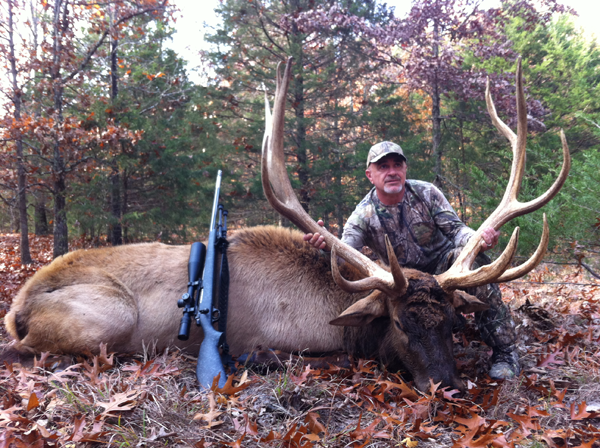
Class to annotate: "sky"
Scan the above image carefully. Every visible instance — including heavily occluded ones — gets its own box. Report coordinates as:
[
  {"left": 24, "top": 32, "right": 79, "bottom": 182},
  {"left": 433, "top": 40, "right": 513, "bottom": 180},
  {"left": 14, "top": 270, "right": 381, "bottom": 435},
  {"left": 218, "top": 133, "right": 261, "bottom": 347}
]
[{"left": 168, "top": 0, "right": 600, "bottom": 81}]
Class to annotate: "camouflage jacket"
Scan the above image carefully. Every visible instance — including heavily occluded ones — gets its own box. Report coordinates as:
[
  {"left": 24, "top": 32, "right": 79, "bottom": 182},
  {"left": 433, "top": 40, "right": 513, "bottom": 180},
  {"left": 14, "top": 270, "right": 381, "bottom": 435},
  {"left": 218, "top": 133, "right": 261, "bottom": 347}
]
[{"left": 342, "top": 180, "right": 475, "bottom": 273}]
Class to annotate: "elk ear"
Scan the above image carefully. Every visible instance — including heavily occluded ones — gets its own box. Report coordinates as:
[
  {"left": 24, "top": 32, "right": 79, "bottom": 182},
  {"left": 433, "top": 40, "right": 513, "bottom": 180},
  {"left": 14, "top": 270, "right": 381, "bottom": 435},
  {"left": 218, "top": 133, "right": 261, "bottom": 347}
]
[
  {"left": 330, "top": 291, "right": 388, "bottom": 327},
  {"left": 451, "top": 290, "right": 490, "bottom": 314}
]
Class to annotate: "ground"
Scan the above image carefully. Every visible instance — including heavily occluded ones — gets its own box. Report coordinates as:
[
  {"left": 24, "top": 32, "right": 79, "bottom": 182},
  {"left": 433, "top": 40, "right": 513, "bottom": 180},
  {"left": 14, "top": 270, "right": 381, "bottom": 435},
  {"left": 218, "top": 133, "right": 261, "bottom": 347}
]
[{"left": 0, "top": 234, "right": 599, "bottom": 447}]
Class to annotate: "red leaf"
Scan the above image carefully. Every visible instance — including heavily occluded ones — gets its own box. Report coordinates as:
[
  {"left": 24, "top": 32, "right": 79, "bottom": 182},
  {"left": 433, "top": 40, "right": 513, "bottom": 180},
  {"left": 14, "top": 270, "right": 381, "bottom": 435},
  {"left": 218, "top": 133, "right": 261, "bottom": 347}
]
[
  {"left": 537, "top": 348, "right": 564, "bottom": 368},
  {"left": 452, "top": 426, "right": 506, "bottom": 448},
  {"left": 305, "top": 412, "right": 327, "bottom": 435},
  {"left": 290, "top": 365, "right": 313, "bottom": 386},
  {"left": 216, "top": 374, "right": 251, "bottom": 395},
  {"left": 453, "top": 411, "right": 487, "bottom": 432},
  {"left": 70, "top": 415, "right": 86, "bottom": 442},
  {"left": 506, "top": 412, "right": 540, "bottom": 437},
  {"left": 570, "top": 402, "right": 592, "bottom": 420},
  {"left": 349, "top": 415, "right": 390, "bottom": 441}
]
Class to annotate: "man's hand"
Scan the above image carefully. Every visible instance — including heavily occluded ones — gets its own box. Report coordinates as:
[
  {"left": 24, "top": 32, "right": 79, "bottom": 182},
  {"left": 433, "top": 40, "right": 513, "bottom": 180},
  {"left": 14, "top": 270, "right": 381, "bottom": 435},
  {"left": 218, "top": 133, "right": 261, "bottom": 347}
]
[
  {"left": 303, "top": 219, "right": 329, "bottom": 251},
  {"left": 480, "top": 227, "right": 500, "bottom": 252}
]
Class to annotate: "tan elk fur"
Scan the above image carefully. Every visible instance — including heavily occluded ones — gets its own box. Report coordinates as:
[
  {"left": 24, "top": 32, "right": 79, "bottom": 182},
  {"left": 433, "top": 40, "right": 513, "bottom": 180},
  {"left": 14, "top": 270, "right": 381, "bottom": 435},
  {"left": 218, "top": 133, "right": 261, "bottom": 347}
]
[{"left": 5, "top": 226, "right": 368, "bottom": 357}]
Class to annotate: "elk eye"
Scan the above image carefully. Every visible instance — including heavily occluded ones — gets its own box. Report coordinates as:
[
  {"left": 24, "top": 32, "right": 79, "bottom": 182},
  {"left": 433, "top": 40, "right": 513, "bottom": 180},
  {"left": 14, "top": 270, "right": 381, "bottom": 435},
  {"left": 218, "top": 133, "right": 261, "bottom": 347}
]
[{"left": 394, "top": 320, "right": 403, "bottom": 331}]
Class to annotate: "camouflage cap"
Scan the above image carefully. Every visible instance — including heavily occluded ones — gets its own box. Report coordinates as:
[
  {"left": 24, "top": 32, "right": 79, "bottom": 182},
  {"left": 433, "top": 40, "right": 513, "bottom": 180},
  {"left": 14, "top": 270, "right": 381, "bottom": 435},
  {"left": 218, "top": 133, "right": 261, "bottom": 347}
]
[{"left": 366, "top": 141, "right": 406, "bottom": 167}]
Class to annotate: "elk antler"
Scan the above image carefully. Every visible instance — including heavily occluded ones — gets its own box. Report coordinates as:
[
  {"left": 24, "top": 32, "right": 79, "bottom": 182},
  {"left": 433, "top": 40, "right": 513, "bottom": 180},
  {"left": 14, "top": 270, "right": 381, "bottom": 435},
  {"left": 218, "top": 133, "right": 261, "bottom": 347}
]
[
  {"left": 434, "top": 58, "right": 571, "bottom": 291},
  {"left": 262, "top": 58, "right": 408, "bottom": 297}
]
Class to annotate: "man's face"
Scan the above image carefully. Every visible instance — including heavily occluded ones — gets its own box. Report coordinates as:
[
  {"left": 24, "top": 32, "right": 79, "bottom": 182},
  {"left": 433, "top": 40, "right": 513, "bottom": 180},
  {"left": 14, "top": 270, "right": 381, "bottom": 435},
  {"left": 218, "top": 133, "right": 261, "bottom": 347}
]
[{"left": 366, "top": 154, "right": 407, "bottom": 196}]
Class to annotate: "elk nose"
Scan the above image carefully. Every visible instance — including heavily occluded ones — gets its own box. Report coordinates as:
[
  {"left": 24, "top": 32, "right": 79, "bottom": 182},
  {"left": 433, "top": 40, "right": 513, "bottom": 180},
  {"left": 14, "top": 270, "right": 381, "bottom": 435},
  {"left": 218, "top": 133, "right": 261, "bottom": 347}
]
[
  {"left": 415, "top": 374, "right": 465, "bottom": 394},
  {"left": 451, "top": 377, "right": 466, "bottom": 394}
]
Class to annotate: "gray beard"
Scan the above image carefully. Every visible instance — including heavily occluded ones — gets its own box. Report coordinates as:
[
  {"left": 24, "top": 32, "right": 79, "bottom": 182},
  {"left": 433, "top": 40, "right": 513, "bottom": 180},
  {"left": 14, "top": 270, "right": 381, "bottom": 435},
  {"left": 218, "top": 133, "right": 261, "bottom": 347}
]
[{"left": 383, "top": 183, "right": 403, "bottom": 195}]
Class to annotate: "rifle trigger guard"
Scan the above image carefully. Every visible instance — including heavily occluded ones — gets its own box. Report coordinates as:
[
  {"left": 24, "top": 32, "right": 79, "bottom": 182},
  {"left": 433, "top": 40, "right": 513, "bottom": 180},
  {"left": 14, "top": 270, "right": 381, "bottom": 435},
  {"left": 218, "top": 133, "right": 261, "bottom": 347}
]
[{"left": 211, "top": 308, "right": 221, "bottom": 323}]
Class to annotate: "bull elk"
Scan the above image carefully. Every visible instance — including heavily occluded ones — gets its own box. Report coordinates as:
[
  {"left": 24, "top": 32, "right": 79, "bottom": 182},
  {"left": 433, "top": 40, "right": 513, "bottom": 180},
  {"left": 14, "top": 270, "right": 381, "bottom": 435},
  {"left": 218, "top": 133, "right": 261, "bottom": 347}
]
[{"left": 4, "top": 58, "right": 569, "bottom": 391}]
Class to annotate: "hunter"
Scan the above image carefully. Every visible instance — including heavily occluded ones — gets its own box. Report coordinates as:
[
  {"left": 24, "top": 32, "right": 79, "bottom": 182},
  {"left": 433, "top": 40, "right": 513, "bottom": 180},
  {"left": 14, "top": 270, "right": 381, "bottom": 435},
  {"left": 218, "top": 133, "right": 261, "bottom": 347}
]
[{"left": 304, "top": 141, "right": 520, "bottom": 379}]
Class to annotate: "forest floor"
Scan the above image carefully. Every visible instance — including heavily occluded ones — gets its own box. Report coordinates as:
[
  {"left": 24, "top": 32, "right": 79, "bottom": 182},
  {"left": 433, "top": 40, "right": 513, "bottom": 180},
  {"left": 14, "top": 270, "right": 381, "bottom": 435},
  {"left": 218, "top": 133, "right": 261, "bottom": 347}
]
[{"left": 0, "top": 233, "right": 599, "bottom": 447}]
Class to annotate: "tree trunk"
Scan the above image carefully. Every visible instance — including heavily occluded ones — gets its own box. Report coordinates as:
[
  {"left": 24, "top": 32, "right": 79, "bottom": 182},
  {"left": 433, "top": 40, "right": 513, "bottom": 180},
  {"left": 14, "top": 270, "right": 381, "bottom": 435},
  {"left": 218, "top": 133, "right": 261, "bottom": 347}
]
[
  {"left": 111, "top": 171, "right": 122, "bottom": 245},
  {"left": 11, "top": 203, "right": 20, "bottom": 233},
  {"left": 34, "top": 193, "right": 49, "bottom": 236},
  {"left": 108, "top": 5, "right": 123, "bottom": 245},
  {"left": 458, "top": 118, "right": 467, "bottom": 221},
  {"left": 333, "top": 97, "right": 343, "bottom": 237},
  {"left": 53, "top": 172, "right": 69, "bottom": 257},
  {"left": 290, "top": 0, "right": 310, "bottom": 214},
  {"left": 8, "top": 0, "right": 32, "bottom": 263},
  {"left": 17, "top": 155, "right": 31, "bottom": 263},
  {"left": 432, "top": 12, "right": 443, "bottom": 188},
  {"left": 51, "top": 0, "right": 68, "bottom": 258},
  {"left": 122, "top": 171, "right": 129, "bottom": 243}
]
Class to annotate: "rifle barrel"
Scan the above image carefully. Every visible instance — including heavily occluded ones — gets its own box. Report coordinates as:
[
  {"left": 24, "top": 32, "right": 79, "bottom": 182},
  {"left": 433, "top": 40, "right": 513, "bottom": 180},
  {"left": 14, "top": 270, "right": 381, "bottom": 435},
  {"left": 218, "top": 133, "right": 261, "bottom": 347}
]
[{"left": 195, "top": 170, "right": 227, "bottom": 389}]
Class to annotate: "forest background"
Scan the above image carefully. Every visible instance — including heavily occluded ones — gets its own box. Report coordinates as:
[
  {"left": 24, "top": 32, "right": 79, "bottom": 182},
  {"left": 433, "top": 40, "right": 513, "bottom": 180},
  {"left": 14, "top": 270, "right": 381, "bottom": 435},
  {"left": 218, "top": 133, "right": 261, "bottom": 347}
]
[
  {"left": 1, "top": 0, "right": 599, "bottom": 268},
  {"left": 1, "top": 1, "right": 599, "bottom": 446}
]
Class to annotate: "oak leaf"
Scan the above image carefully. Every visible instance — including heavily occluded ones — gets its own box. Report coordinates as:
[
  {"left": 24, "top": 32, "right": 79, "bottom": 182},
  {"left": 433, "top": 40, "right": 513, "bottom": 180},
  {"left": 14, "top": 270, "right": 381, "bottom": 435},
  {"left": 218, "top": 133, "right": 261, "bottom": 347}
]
[
  {"left": 96, "top": 390, "right": 141, "bottom": 417},
  {"left": 537, "top": 348, "right": 564, "bottom": 368},
  {"left": 216, "top": 373, "right": 251, "bottom": 395},
  {"left": 305, "top": 412, "right": 327, "bottom": 435},
  {"left": 570, "top": 402, "right": 592, "bottom": 420},
  {"left": 193, "top": 392, "right": 224, "bottom": 428}
]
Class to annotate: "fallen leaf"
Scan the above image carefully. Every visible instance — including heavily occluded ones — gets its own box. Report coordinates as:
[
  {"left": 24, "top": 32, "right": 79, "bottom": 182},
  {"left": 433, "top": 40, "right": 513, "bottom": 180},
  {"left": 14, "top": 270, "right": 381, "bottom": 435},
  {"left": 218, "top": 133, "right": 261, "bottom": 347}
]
[
  {"left": 305, "top": 412, "right": 326, "bottom": 435},
  {"left": 193, "top": 392, "right": 224, "bottom": 428},
  {"left": 216, "top": 374, "right": 251, "bottom": 395},
  {"left": 401, "top": 437, "right": 419, "bottom": 447},
  {"left": 96, "top": 390, "right": 141, "bottom": 417},
  {"left": 26, "top": 393, "right": 39, "bottom": 412},
  {"left": 453, "top": 411, "right": 487, "bottom": 433},
  {"left": 571, "top": 402, "right": 592, "bottom": 420},
  {"left": 537, "top": 348, "right": 564, "bottom": 368}
]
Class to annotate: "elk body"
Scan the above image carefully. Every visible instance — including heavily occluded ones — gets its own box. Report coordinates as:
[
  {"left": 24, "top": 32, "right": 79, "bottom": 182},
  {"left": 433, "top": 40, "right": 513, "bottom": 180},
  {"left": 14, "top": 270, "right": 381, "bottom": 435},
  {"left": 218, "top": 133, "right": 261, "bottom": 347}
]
[
  {"left": 5, "top": 225, "right": 482, "bottom": 390},
  {"left": 5, "top": 59, "right": 570, "bottom": 392}
]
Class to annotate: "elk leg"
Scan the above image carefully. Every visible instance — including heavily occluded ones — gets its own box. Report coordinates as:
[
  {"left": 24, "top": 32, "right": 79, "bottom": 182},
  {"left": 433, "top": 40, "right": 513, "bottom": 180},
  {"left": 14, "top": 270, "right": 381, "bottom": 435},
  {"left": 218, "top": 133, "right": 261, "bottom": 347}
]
[{"left": 14, "top": 282, "right": 138, "bottom": 355}]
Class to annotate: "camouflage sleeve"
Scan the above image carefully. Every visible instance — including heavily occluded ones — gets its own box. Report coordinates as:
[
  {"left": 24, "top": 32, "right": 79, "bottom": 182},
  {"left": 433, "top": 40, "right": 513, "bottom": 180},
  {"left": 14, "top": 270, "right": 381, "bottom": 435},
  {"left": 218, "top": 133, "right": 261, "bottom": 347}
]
[
  {"left": 428, "top": 185, "right": 476, "bottom": 248},
  {"left": 341, "top": 212, "right": 368, "bottom": 252}
]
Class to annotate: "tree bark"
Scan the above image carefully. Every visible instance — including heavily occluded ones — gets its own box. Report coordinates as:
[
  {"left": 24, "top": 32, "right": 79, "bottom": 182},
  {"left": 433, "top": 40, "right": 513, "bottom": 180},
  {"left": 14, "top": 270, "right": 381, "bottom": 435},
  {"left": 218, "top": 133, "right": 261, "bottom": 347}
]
[
  {"left": 34, "top": 193, "right": 49, "bottom": 236},
  {"left": 52, "top": 173, "right": 68, "bottom": 257},
  {"left": 8, "top": 0, "right": 32, "bottom": 263},
  {"left": 50, "top": 0, "right": 68, "bottom": 257},
  {"left": 111, "top": 172, "right": 122, "bottom": 245},
  {"left": 290, "top": 0, "right": 310, "bottom": 214},
  {"left": 108, "top": 4, "right": 123, "bottom": 245},
  {"left": 432, "top": 12, "right": 443, "bottom": 188}
]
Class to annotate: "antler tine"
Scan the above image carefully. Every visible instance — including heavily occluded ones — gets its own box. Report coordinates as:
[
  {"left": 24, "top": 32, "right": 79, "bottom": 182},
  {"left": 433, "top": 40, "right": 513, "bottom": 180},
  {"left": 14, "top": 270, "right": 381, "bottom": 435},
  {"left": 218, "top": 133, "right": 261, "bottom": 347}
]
[
  {"left": 485, "top": 79, "right": 516, "bottom": 148},
  {"left": 262, "top": 57, "right": 405, "bottom": 296},
  {"left": 330, "top": 236, "right": 408, "bottom": 296},
  {"left": 495, "top": 214, "right": 549, "bottom": 283},
  {"left": 436, "top": 227, "right": 520, "bottom": 291},
  {"left": 435, "top": 58, "right": 570, "bottom": 292},
  {"left": 385, "top": 235, "right": 409, "bottom": 295}
]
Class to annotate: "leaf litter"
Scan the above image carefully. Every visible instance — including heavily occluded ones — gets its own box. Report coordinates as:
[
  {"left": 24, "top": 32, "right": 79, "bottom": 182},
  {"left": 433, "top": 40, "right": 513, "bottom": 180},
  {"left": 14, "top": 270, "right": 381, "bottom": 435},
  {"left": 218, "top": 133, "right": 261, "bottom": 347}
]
[{"left": 0, "top": 234, "right": 599, "bottom": 447}]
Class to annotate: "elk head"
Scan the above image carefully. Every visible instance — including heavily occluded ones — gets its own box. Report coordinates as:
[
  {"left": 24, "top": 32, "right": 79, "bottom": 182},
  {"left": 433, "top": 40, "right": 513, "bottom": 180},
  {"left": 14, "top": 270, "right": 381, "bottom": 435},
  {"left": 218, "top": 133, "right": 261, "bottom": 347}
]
[{"left": 261, "top": 58, "right": 570, "bottom": 391}]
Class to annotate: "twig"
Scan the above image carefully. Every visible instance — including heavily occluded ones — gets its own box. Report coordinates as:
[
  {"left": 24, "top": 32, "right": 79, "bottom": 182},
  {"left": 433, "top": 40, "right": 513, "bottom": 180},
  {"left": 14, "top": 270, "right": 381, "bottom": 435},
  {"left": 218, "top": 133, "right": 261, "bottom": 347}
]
[
  {"left": 506, "top": 281, "right": 600, "bottom": 287},
  {"left": 580, "top": 262, "right": 600, "bottom": 280}
]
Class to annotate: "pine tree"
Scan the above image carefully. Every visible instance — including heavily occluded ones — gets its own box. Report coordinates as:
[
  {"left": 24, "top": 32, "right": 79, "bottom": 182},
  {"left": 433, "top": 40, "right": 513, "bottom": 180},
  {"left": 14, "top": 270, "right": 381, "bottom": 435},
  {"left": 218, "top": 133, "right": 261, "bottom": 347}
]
[{"left": 205, "top": 0, "right": 395, "bottom": 233}]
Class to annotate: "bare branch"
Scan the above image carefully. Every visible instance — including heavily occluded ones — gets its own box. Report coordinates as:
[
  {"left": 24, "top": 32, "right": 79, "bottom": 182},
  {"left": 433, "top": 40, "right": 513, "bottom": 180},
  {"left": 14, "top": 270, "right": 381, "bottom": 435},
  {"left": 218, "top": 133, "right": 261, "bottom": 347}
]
[{"left": 64, "top": 0, "right": 169, "bottom": 83}]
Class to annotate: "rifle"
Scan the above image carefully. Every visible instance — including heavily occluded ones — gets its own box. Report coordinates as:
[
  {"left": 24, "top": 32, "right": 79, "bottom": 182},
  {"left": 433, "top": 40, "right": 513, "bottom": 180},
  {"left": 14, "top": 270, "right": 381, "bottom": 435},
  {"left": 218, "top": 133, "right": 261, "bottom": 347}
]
[{"left": 177, "top": 170, "right": 228, "bottom": 389}]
